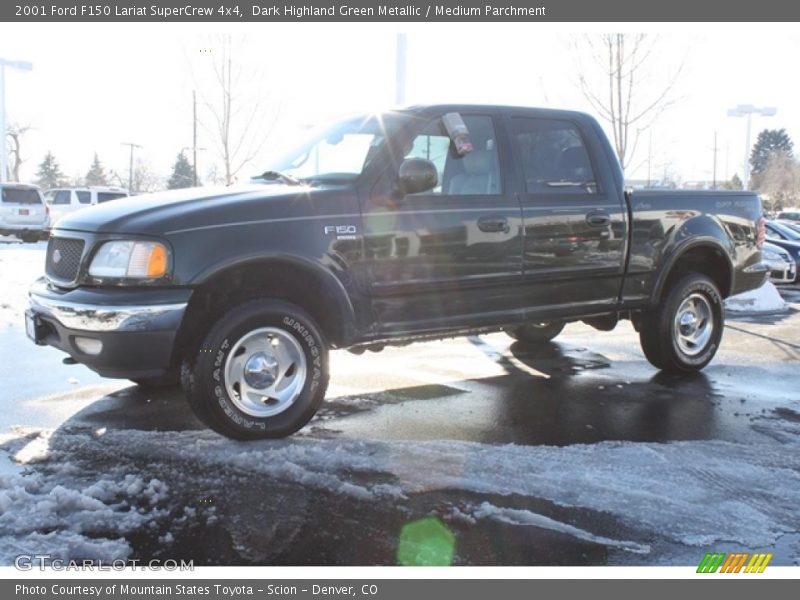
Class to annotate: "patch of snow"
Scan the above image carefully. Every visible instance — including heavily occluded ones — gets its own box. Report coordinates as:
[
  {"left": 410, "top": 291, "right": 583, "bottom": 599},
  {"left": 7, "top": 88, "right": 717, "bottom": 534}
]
[
  {"left": 0, "top": 445, "right": 170, "bottom": 564},
  {"left": 58, "top": 419, "right": 800, "bottom": 553},
  {"left": 0, "top": 242, "right": 45, "bottom": 327},
  {"left": 472, "top": 501, "right": 650, "bottom": 554},
  {"left": 725, "top": 282, "right": 788, "bottom": 314}
]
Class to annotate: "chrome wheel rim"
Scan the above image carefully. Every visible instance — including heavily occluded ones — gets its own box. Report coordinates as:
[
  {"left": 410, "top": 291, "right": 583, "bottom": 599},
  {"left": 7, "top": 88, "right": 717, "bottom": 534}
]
[
  {"left": 224, "top": 327, "right": 307, "bottom": 417},
  {"left": 673, "top": 293, "right": 714, "bottom": 357}
]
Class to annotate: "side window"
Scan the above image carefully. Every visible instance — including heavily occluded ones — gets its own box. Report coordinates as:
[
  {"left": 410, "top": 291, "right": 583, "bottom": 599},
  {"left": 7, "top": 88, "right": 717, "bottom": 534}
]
[
  {"left": 405, "top": 115, "right": 502, "bottom": 196},
  {"left": 511, "top": 117, "right": 597, "bottom": 194},
  {"left": 53, "top": 191, "right": 71, "bottom": 205},
  {"left": 76, "top": 191, "right": 91, "bottom": 204}
]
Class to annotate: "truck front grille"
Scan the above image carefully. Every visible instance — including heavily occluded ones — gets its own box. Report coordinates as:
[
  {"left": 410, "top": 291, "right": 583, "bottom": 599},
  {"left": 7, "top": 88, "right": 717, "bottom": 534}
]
[{"left": 45, "top": 237, "right": 85, "bottom": 283}]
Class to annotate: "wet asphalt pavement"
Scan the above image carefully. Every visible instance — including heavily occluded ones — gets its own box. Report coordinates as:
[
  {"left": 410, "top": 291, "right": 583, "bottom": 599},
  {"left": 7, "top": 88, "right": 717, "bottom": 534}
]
[{"left": 2, "top": 239, "right": 800, "bottom": 566}]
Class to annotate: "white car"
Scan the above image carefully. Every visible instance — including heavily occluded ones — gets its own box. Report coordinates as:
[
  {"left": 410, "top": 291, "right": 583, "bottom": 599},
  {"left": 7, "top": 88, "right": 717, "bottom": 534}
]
[
  {"left": 0, "top": 183, "right": 49, "bottom": 243},
  {"left": 44, "top": 186, "right": 129, "bottom": 226},
  {"left": 762, "top": 241, "right": 796, "bottom": 284}
]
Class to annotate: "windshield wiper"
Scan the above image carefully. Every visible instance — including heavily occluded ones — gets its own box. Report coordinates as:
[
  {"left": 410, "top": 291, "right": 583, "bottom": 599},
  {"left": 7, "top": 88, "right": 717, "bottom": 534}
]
[{"left": 253, "top": 170, "right": 304, "bottom": 186}]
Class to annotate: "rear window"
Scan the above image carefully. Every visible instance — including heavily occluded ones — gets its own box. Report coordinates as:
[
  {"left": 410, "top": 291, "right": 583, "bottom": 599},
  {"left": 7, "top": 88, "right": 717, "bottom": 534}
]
[
  {"left": 97, "top": 193, "right": 127, "bottom": 203},
  {"left": 1, "top": 188, "right": 41, "bottom": 204}
]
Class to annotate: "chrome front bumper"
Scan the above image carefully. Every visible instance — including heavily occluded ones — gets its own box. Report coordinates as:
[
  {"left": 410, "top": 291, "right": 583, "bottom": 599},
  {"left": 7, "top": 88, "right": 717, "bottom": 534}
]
[{"left": 28, "top": 278, "right": 188, "bottom": 333}]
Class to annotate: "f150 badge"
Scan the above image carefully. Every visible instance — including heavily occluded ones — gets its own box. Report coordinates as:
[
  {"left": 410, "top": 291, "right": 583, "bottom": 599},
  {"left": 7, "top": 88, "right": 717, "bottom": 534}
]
[{"left": 324, "top": 225, "right": 357, "bottom": 240}]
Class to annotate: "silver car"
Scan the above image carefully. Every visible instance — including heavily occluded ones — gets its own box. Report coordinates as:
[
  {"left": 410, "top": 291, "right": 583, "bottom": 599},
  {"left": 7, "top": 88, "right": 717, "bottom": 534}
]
[
  {"left": 762, "top": 241, "right": 796, "bottom": 284},
  {"left": 0, "top": 183, "right": 49, "bottom": 243}
]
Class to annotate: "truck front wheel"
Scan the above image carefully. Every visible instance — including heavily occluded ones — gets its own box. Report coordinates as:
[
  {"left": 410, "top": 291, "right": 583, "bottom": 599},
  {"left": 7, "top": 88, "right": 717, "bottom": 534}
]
[
  {"left": 639, "top": 273, "right": 724, "bottom": 373},
  {"left": 181, "top": 299, "right": 329, "bottom": 440}
]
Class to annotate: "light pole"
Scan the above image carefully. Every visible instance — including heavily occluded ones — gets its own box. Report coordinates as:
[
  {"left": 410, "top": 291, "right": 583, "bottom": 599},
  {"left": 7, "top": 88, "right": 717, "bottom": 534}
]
[
  {"left": 727, "top": 104, "right": 776, "bottom": 189},
  {"left": 0, "top": 58, "right": 33, "bottom": 183},
  {"left": 121, "top": 142, "right": 142, "bottom": 193}
]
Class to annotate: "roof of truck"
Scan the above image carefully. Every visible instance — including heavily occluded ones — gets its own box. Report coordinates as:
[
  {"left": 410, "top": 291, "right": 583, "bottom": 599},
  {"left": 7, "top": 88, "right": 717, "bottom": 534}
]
[{"left": 397, "top": 103, "right": 592, "bottom": 120}]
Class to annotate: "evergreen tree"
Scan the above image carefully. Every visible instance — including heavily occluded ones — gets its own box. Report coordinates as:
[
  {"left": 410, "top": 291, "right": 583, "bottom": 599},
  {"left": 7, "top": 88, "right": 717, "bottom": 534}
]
[
  {"left": 35, "top": 152, "right": 65, "bottom": 189},
  {"left": 750, "top": 129, "right": 794, "bottom": 176},
  {"left": 85, "top": 153, "right": 108, "bottom": 186},
  {"left": 167, "top": 151, "right": 196, "bottom": 189}
]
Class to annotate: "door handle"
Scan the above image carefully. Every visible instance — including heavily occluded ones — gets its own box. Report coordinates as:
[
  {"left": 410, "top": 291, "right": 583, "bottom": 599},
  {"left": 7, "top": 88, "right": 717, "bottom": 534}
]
[
  {"left": 478, "top": 215, "right": 510, "bottom": 234},
  {"left": 585, "top": 210, "right": 611, "bottom": 227}
]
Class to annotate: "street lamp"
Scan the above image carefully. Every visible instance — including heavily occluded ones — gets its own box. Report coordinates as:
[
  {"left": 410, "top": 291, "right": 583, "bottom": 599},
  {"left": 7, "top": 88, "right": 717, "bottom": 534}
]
[
  {"left": 0, "top": 58, "right": 33, "bottom": 183},
  {"left": 727, "top": 104, "right": 777, "bottom": 190}
]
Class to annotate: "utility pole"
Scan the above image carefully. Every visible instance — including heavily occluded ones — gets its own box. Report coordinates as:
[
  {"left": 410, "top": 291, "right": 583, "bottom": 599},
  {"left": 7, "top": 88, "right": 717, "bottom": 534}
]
[
  {"left": 395, "top": 33, "right": 407, "bottom": 105},
  {"left": 712, "top": 131, "right": 718, "bottom": 189},
  {"left": 192, "top": 90, "right": 198, "bottom": 186},
  {"left": 121, "top": 142, "right": 142, "bottom": 193},
  {"left": 0, "top": 58, "right": 33, "bottom": 183},
  {"left": 647, "top": 130, "right": 652, "bottom": 187}
]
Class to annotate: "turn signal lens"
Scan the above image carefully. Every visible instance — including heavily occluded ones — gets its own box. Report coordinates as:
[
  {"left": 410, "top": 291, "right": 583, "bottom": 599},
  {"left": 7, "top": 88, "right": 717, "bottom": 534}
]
[{"left": 147, "top": 244, "right": 167, "bottom": 277}]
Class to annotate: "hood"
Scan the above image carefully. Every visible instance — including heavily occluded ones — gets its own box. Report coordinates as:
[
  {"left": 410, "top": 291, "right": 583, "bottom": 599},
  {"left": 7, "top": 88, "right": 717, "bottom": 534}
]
[{"left": 54, "top": 183, "right": 343, "bottom": 236}]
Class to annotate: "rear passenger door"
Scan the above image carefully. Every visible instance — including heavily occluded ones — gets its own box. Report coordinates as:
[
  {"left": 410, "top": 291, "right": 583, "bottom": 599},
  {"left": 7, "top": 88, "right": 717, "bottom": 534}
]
[
  {"left": 363, "top": 112, "right": 524, "bottom": 333},
  {"left": 507, "top": 115, "right": 627, "bottom": 317}
]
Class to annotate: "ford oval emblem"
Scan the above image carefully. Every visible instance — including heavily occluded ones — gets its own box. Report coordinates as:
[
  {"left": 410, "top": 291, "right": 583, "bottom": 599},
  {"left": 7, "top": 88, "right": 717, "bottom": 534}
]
[{"left": 53, "top": 249, "right": 62, "bottom": 264}]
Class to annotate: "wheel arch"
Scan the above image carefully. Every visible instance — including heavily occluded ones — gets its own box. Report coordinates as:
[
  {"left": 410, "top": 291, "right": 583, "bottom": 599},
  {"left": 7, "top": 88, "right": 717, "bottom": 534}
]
[
  {"left": 650, "top": 237, "right": 734, "bottom": 306},
  {"left": 176, "top": 255, "right": 357, "bottom": 360}
]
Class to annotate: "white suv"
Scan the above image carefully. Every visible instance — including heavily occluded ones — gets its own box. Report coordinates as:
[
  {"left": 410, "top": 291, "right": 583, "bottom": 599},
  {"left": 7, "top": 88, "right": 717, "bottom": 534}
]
[
  {"left": 44, "top": 186, "right": 129, "bottom": 226},
  {"left": 0, "top": 183, "right": 49, "bottom": 243}
]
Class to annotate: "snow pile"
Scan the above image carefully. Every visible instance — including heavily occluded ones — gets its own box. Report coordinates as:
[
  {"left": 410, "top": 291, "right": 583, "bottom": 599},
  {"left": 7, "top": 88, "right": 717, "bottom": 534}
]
[
  {"left": 725, "top": 281, "right": 788, "bottom": 314},
  {"left": 0, "top": 430, "right": 170, "bottom": 563}
]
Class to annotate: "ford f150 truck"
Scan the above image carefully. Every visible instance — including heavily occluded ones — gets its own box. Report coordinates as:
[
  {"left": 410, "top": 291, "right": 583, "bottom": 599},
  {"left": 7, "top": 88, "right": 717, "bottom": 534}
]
[{"left": 26, "top": 105, "right": 768, "bottom": 439}]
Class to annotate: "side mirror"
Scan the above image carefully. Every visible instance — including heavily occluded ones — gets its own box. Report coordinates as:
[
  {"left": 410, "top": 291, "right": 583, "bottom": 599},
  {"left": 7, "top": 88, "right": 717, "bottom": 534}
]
[{"left": 397, "top": 158, "right": 438, "bottom": 195}]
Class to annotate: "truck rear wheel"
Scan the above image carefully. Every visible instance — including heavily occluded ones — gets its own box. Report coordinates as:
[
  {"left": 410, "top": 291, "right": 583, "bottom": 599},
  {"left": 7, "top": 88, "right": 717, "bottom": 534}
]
[
  {"left": 506, "top": 321, "right": 565, "bottom": 344},
  {"left": 639, "top": 273, "right": 723, "bottom": 373},
  {"left": 181, "top": 299, "right": 329, "bottom": 440}
]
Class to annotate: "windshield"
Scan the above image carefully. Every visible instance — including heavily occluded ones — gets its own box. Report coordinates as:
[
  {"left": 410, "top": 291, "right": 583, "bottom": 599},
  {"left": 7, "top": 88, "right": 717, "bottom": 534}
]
[{"left": 263, "top": 113, "right": 409, "bottom": 183}]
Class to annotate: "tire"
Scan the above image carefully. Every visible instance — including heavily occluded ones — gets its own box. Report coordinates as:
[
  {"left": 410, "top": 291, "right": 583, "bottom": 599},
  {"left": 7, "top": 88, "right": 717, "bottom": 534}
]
[
  {"left": 181, "top": 299, "right": 328, "bottom": 440},
  {"left": 639, "top": 273, "right": 724, "bottom": 373},
  {"left": 506, "top": 321, "right": 565, "bottom": 344},
  {"left": 19, "top": 233, "right": 39, "bottom": 244}
]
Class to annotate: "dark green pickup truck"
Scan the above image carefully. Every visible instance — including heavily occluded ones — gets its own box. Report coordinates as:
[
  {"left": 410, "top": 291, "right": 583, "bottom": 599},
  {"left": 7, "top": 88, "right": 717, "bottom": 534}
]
[{"left": 27, "top": 104, "right": 768, "bottom": 439}]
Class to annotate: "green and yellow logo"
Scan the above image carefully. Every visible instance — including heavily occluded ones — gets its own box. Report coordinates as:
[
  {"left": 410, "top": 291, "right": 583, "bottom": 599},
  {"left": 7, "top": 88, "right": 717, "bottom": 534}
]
[{"left": 697, "top": 552, "right": 772, "bottom": 573}]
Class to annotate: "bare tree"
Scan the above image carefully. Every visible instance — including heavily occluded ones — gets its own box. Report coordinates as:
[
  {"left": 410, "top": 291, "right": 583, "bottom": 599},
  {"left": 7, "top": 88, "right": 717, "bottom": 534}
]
[
  {"left": 757, "top": 152, "right": 800, "bottom": 211},
  {"left": 573, "top": 34, "right": 684, "bottom": 173},
  {"left": 109, "top": 159, "right": 163, "bottom": 194},
  {"left": 5, "top": 122, "right": 32, "bottom": 182},
  {"left": 195, "top": 35, "right": 280, "bottom": 185}
]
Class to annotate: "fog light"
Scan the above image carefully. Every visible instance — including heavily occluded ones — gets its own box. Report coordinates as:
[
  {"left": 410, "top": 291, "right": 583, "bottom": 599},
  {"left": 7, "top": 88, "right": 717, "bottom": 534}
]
[{"left": 74, "top": 336, "right": 103, "bottom": 355}]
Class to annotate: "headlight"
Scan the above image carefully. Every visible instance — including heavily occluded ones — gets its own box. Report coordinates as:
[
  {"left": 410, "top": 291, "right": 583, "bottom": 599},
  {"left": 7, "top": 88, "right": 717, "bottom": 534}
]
[{"left": 88, "top": 241, "right": 169, "bottom": 279}]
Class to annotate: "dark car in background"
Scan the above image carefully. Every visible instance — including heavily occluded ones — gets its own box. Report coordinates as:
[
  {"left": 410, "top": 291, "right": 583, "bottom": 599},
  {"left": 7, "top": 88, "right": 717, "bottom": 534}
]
[{"left": 765, "top": 220, "right": 800, "bottom": 273}]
